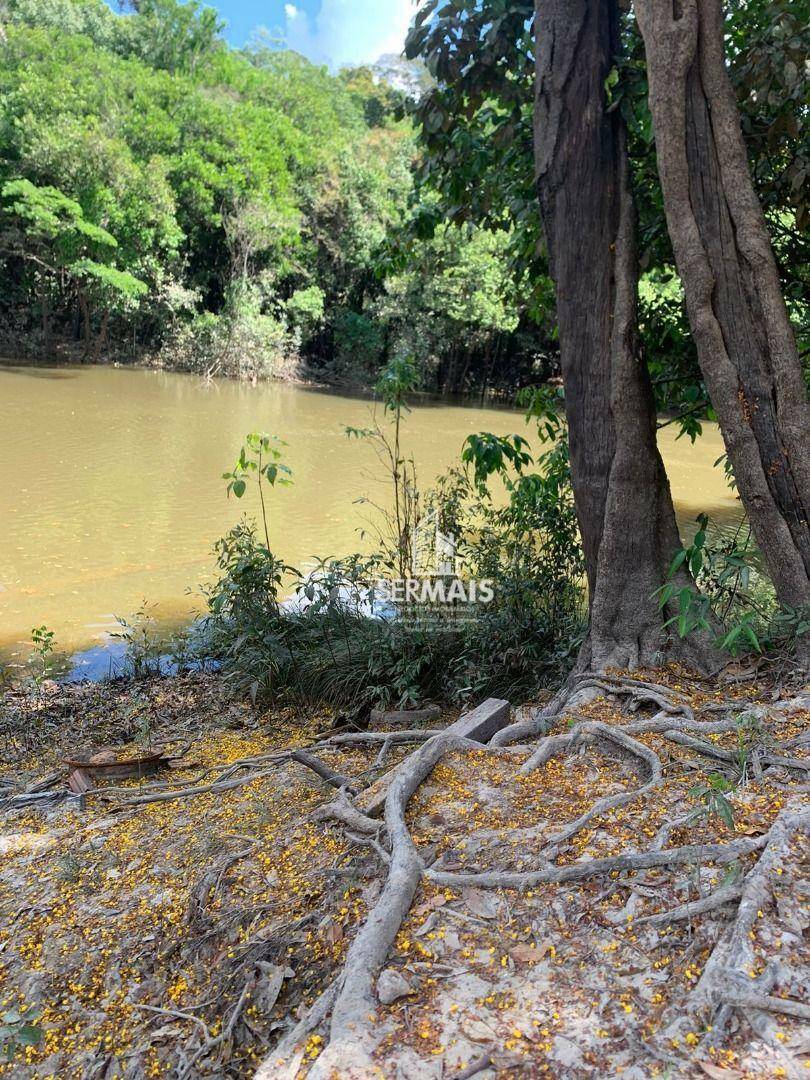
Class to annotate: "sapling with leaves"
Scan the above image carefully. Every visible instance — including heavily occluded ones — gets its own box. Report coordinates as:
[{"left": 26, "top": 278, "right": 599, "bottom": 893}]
[
  {"left": 346, "top": 356, "right": 421, "bottom": 581},
  {"left": 656, "top": 513, "right": 781, "bottom": 655},
  {"left": 688, "top": 772, "right": 736, "bottom": 830},
  {"left": 223, "top": 432, "right": 292, "bottom": 550},
  {"left": 28, "top": 624, "right": 55, "bottom": 692}
]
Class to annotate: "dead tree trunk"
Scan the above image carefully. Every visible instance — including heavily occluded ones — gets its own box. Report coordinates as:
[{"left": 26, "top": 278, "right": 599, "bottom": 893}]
[
  {"left": 636, "top": 0, "right": 810, "bottom": 612},
  {"left": 534, "top": 0, "right": 713, "bottom": 671}
]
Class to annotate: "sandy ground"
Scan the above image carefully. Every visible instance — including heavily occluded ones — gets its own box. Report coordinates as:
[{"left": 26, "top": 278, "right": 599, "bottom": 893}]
[{"left": 0, "top": 672, "right": 807, "bottom": 1079}]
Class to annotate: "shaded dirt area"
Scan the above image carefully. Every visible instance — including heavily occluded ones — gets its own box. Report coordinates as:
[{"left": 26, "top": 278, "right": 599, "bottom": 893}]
[{"left": 0, "top": 671, "right": 807, "bottom": 1079}]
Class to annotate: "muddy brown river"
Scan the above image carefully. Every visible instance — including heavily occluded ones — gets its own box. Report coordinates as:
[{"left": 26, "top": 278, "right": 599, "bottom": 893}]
[{"left": 0, "top": 365, "right": 740, "bottom": 662}]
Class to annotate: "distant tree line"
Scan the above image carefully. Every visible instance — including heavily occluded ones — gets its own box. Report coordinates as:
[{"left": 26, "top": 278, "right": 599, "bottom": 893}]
[{"left": 0, "top": 0, "right": 550, "bottom": 395}]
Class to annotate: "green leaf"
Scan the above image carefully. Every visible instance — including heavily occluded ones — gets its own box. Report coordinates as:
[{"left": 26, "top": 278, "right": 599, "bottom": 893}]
[
  {"left": 16, "top": 1026, "right": 42, "bottom": 1046},
  {"left": 668, "top": 549, "right": 687, "bottom": 577},
  {"left": 232, "top": 479, "right": 246, "bottom": 498},
  {"left": 716, "top": 796, "right": 735, "bottom": 829}
]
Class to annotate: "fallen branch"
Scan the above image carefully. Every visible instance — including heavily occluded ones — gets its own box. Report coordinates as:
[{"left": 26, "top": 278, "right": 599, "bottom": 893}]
[
  {"left": 178, "top": 978, "right": 253, "bottom": 1080},
  {"left": 110, "top": 769, "right": 278, "bottom": 808}
]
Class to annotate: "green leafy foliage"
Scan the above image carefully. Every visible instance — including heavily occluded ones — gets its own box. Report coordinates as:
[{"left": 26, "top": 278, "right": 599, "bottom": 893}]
[
  {"left": 688, "top": 773, "right": 736, "bottom": 830},
  {"left": 200, "top": 389, "right": 584, "bottom": 708},
  {"left": 27, "top": 624, "right": 56, "bottom": 691},
  {"left": 655, "top": 513, "right": 807, "bottom": 660},
  {"left": 0, "top": 1006, "right": 42, "bottom": 1062},
  {"left": 223, "top": 432, "right": 292, "bottom": 550},
  {"left": 461, "top": 432, "right": 532, "bottom": 489},
  {"left": 405, "top": 0, "right": 808, "bottom": 414},
  {"left": 0, "top": 0, "right": 536, "bottom": 391}
]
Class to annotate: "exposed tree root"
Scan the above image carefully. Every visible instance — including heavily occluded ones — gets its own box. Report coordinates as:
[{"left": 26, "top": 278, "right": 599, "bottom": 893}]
[
  {"left": 573, "top": 673, "right": 696, "bottom": 721},
  {"left": 312, "top": 790, "right": 380, "bottom": 835},
  {"left": 425, "top": 833, "right": 770, "bottom": 890},
  {"left": 252, "top": 677, "right": 807, "bottom": 1078},
  {"left": 308, "top": 733, "right": 480, "bottom": 1078},
  {"left": 255, "top": 980, "right": 340, "bottom": 1080},
  {"left": 635, "top": 883, "right": 743, "bottom": 926},
  {"left": 520, "top": 721, "right": 663, "bottom": 854},
  {"left": 692, "top": 807, "right": 809, "bottom": 1026},
  {"left": 723, "top": 982, "right": 810, "bottom": 1022},
  {"left": 454, "top": 1051, "right": 493, "bottom": 1079},
  {"left": 288, "top": 750, "right": 359, "bottom": 795},
  {"left": 521, "top": 719, "right": 661, "bottom": 778},
  {"left": 488, "top": 699, "right": 557, "bottom": 747},
  {"left": 316, "top": 730, "right": 441, "bottom": 748},
  {"left": 661, "top": 730, "right": 810, "bottom": 774},
  {"left": 623, "top": 712, "right": 738, "bottom": 735}
]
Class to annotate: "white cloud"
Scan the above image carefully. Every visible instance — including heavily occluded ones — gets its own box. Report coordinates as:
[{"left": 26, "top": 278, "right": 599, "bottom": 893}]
[{"left": 285, "top": 0, "right": 414, "bottom": 68}]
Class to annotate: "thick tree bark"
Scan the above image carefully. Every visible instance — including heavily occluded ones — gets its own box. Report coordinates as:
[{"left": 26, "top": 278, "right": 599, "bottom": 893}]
[
  {"left": 636, "top": 0, "right": 810, "bottom": 612},
  {"left": 534, "top": 0, "right": 712, "bottom": 671}
]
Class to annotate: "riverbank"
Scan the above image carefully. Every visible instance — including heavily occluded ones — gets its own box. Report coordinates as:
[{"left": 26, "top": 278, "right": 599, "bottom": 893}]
[{"left": 1, "top": 668, "right": 807, "bottom": 1077}]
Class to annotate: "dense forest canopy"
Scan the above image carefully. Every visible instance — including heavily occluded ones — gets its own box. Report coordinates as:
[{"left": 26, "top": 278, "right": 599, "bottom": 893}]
[
  {"left": 0, "top": 0, "right": 806, "bottom": 411},
  {"left": 0, "top": 0, "right": 544, "bottom": 393}
]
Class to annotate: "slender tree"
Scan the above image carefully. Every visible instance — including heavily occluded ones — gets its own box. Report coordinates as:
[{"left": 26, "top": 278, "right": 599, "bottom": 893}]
[
  {"left": 533, "top": 0, "right": 713, "bottom": 671},
  {"left": 636, "top": 0, "right": 810, "bottom": 614}
]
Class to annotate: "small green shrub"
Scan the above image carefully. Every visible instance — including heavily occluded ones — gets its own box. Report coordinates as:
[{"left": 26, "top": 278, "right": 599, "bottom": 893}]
[
  {"left": 110, "top": 603, "right": 165, "bottom": 679},
  {"left": 688, "top": 773, "right": 736, "bottom": 830},
  {"left": 28, "top": 625, "right": 56, "bottom": 690},
  {"left": 655, "top": 513, "right": 807, "bottom": 662},
  {"left": 199, "top": 384, "right": 585, "bottom": 708}
]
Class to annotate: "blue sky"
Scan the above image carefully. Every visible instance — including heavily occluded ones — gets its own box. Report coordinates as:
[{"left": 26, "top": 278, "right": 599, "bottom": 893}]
[{"left": 206, "top": 0, "right": 415, "bottom": 67}]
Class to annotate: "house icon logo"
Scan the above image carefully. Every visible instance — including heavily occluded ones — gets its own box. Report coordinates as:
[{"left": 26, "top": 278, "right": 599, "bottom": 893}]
[{"left": 410, "top": 511, "right": 459, "bottom": 578}]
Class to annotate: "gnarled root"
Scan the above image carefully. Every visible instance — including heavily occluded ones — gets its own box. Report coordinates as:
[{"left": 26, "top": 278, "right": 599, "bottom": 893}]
[
  {"left": 521, "top": 721, "right": 664, "bottom": 853},
  {"left": 254, "top": 679, "right": 806, "bottom": 1079},
  {"left": 312, "top": 789, "right": 379, "bottom": 835},
  {"left": 691, "top": 806, "right": 809, "bottom": 1038},
  {"left": 257, "top": 731, "right": 472, "bottom": 1078},
  {"left": 425, "top": 832, "right": 770, "bottom": 890}
]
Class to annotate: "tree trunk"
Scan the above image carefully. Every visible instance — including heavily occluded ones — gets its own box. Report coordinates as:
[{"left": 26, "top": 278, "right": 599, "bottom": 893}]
[
  {"left": 78, "top": 290, "right": 91, "bottom": 361},
  {"left": 636, "top": 0, "right": 810, "bottom": 611},
  {"left": 92, "top": 309, "right": 110, "bottom": 363},
  {"left": 534, "top": 0, "right": 712, "bottom": 670}
]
